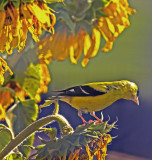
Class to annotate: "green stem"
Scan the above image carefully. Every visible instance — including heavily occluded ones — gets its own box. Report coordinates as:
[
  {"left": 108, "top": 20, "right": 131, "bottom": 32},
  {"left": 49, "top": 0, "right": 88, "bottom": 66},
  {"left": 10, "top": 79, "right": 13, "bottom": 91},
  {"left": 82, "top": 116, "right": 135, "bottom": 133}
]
[{"left": 0, "top": 114, "right": 73, "bottom": 160}]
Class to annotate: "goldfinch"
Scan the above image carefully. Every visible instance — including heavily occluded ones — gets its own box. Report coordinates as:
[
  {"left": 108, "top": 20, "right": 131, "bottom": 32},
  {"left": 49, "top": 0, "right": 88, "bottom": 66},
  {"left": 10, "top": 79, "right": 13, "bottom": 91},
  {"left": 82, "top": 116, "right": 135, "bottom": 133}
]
[{"left": 51, "top": 80, "right": 139, "bottom": 123}]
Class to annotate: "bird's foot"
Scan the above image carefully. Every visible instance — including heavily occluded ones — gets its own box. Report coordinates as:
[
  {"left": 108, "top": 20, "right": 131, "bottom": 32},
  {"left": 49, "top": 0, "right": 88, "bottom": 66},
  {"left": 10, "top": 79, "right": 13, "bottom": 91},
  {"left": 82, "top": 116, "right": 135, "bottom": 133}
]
[
  {"left": 81, "top": 119, "right": 87, "bottom": 125},
  {"left": 78, "top": 110, "right": 88, "bottom": 125},
  {"left": 81, "top": 120, "right": 94, "bottom": 125},
  {"left": 90, "top": 112, "right": 103, "bottom": 124}
]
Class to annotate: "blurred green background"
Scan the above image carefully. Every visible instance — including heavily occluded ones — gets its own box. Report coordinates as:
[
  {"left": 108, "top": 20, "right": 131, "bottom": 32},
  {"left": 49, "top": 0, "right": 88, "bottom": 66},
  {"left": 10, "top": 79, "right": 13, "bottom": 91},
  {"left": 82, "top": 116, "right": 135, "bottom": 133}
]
[{"left": 41, "top": 0, "right": 152, "bottom": 159}]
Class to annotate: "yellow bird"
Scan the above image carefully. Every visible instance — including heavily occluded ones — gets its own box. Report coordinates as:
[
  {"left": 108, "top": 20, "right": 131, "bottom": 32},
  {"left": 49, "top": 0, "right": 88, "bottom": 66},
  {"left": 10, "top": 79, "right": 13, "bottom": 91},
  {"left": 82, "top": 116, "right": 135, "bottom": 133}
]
[{"left": 51, "top": 80, "right": 139, "bottom": 123}]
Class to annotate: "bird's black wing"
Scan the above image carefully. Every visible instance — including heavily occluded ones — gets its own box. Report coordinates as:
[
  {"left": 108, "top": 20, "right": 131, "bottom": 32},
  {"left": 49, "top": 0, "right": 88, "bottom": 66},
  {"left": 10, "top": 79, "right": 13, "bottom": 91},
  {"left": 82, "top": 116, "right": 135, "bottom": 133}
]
[{"left": 54, "top": 85, "right": 108, "bottom": 97}]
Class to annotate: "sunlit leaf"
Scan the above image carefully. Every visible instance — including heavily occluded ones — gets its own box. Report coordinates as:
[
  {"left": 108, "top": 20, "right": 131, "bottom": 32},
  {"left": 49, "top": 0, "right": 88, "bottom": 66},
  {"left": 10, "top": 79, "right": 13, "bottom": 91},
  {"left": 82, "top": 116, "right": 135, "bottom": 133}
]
[{"left": 22, "top": 63, "right": 41, "bottom": 99}]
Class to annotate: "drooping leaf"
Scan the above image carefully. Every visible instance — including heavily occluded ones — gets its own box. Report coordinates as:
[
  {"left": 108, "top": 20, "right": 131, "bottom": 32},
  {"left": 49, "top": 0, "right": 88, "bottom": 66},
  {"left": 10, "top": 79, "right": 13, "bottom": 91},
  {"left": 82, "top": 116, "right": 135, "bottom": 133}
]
[
  {"left": 6, "top": 100, "right": 38, "bottom": 158},
  {"left": 0, "top": 124, "right": 13, "bottom": 152}
]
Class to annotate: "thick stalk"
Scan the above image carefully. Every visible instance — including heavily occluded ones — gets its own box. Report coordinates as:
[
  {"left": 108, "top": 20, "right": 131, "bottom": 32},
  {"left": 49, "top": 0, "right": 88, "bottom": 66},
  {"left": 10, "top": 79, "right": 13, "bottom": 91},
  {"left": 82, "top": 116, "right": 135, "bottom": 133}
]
[{"left": 0, "top": 114, "right": 73, "bottom": 160}]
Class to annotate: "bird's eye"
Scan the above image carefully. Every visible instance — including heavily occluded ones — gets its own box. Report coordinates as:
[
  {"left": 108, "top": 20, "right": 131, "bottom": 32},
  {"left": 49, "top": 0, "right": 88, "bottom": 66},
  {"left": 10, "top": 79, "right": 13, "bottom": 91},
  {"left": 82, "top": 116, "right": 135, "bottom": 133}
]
[{"left": 137, "top": 89, "right": 139, "bottom": 96}]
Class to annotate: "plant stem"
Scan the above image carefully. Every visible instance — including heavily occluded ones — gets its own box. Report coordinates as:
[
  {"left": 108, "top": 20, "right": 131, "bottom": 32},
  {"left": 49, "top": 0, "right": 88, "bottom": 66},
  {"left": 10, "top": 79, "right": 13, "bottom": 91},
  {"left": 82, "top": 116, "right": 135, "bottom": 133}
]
[{"left": 0, "top": 114, "right": 73, "bottom": 160}]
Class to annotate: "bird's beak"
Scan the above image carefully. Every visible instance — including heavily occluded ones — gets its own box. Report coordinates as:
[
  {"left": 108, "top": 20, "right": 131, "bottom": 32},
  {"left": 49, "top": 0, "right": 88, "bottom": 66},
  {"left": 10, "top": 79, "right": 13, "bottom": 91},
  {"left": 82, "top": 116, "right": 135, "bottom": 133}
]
[{"left": 133, "top": 96, "right": 139, "bottom": 106}]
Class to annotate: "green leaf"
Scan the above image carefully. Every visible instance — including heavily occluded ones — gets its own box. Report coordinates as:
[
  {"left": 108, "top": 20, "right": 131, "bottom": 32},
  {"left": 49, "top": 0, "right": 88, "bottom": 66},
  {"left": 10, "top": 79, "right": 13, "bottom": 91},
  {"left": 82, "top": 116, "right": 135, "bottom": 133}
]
[
  {"left": 39, "top": 99, "right": 54, "bottom": 109},
  {"left": 22, "top": 63, "right": 42, "bottom": 98},
  {"left": 23, "top": 78, "right": 40, "bottom": 98},
  {"left": 18, "top": 136, "right": 35, "bottom": 158},
  {"left": 24, "top": 63, "right": 41, "bottom": 79},
  {"left": 39, "top": 127, "right": 57, "bottom": 140},
  {"left": 44, "top": 128, "right": 57, "bottom": 140},
  {"left": 66, "top": 135, "right": 80, "bottom": 146},
  {"left": 22, "top": 0, "right": 34, "bottom": 3},
  {"left": 0, "top": 124, "right": 13, "bottom": 153},
  {"left": 102, "top": 0, "right": 111, "bottom": 6},
  {"left": 74, "top": 122, "right": 94, "bottom": 134},
  {"left": 0, "top": 0, "right": 9, "bottom": 11},
  {"left": 12, "top": 0, "right": 20, "bottom": 8},
  {"left": 6, "top": 152, "right": 24, "bottom": 160},
  {"left": 45, "top": 0, "right": 64, "bottom": 3},
  {"left": 6, "top": 100, "right": 38, "bottom": 158},
  {"left": 88, "top": 122, "right": 107, "bottom": 131}
]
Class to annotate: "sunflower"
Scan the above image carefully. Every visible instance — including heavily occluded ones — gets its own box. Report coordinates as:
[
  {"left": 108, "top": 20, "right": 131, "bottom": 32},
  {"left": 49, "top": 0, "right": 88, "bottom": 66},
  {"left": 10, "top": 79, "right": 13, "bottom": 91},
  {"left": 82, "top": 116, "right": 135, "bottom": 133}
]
[
  {"left": 33, "top": 121, "right": 115, "bottom": 160},
  {"left": 0, "top": 0, "right": 56, "bottom": 55},
  {"left": 67, "top": 134, "right": 112, "bottom": 160},
  {"left": 97, "top": 0, "right": 136, "bottom": 52},
  {"left": 38, "top": 0, "right": 135, "bottom": 67}
]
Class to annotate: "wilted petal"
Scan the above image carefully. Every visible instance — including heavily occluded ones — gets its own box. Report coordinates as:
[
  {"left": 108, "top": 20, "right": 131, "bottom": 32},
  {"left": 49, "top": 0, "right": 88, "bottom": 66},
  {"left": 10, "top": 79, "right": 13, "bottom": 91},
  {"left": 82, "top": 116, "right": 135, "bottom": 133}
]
[
  {"left": 0, "top": 57, "right": 13, "bottom": 85},
  {"left": 0, "top": 1, "right": 56, "bottom": 54}
]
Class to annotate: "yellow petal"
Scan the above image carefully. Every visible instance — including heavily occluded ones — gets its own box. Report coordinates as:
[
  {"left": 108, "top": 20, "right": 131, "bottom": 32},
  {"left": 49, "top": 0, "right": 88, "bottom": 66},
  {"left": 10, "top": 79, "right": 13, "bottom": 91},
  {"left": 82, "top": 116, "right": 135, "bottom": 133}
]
[
  {"left": 0, "top": 105, "right": 6, "bottom": 121},
  {"left": 68, "top": 32, "right": 83, "bottom": 64},
  {"left": 84, "top": 33, "right": 92, "bottom": 56},
  {"left": 102, "top": 41, "right": 113, "bottom": 52},
  {"left": 90, "top": 28, "right": 101, "bottom": 57},
  {"left": 69, "top": 45, "right": 77, "bottom": 64},
  {"left": 28, "top": 25, "right": 40, "bottom": 42},
  {"left": 81, "top": 28, "right": 101, "bottom": 67},
  {"left": 98, "top": 18, "right": 115, "bottom": 42},
  {"left": 0, "top": 11, "right": 6, "bottom": 33},
  {"left": 81, "top": 57, "right": 89, "bottom": 67},
  {"left": 21, "top": 3, "right": 33, "bottom": 24},
  {"left": 27, "top": 3, "right": 50, "bottom": 25}
]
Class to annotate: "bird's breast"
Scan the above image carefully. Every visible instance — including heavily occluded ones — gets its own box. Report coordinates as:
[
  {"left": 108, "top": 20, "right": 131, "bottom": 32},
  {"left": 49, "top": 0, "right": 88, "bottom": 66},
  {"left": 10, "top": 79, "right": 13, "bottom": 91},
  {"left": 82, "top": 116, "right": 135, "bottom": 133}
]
[{"left": 60, "top": 94, "right": 118, "bottom": 112}]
